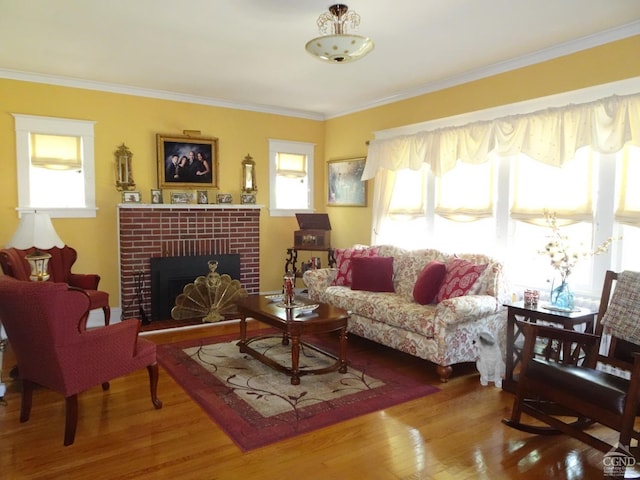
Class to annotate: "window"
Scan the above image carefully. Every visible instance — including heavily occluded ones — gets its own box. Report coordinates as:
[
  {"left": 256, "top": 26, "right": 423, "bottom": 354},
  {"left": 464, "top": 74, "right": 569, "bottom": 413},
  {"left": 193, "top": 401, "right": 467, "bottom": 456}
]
[
  {"left": 368, "top": 80, "right": 640, "bottom": 300},
  {"left": 510, "top": 148, "right": 593, "bottom": 222},
  {"left": 378, "top": 146, "right": 640, "bottom": 298},
  {"left": 436, "top": 160, "right": 494, "bottom": 221},
  {"left": 13, "top": 114, "right": 96, "bottom": 218},
  {"left": 374, "top": 166, "right": 427, "bottom": 249},
  {"left": 268, "top": 139, "right": 314, "bottom": 216}
]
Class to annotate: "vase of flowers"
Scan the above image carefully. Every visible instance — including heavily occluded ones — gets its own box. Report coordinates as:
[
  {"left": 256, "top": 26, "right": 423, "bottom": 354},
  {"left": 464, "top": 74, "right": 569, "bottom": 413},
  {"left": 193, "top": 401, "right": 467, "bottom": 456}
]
[
  {"left": 549, "top": 277, "right": 574, "bottom": 310},
  {"left": 539, "top": 211, "right": 613, "bottom": 311}
]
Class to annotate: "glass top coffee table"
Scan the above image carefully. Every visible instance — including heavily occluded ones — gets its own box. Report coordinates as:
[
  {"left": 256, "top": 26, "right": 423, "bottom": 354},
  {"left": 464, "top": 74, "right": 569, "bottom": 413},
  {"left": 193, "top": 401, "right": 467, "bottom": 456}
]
[{"left": 235, "top": 294, "right": 350, "bottom": 385}]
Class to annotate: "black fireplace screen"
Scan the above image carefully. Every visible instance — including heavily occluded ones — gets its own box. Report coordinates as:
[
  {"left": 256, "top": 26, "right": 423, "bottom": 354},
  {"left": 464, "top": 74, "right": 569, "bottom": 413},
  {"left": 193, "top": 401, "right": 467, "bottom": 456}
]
[{"left": 150, "top": 254, "right": 241, "bottom": 321}]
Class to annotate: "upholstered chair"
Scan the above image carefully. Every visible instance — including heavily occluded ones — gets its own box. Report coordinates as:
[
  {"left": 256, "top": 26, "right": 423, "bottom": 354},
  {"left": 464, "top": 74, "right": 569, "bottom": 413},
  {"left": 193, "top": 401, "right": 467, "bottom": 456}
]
[
  {"left": 0, "top": 246, "right": 110, "bottom": 326},
  {"left": 0, "top": 277, "right": 162, "bottom": 446}
]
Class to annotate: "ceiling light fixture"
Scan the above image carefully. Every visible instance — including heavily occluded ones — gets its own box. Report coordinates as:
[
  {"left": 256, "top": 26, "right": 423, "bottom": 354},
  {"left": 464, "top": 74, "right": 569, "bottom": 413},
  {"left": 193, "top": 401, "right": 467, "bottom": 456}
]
[{"left": 305, "top": 4, "right": 374, "bottom": 64}]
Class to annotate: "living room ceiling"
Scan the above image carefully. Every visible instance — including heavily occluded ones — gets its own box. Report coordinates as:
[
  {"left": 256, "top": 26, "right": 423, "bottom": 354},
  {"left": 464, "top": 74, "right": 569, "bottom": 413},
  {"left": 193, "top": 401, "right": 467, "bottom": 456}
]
[{"left": 1, "top": 1, "right": 639, "bottom": 119}]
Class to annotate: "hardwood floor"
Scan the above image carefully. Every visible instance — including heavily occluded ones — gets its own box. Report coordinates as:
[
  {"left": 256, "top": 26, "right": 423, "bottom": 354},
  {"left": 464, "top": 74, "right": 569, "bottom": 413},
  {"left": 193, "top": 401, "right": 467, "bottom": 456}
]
[{"left": 0, "top": 320, "right": 617, "bottom": 479}]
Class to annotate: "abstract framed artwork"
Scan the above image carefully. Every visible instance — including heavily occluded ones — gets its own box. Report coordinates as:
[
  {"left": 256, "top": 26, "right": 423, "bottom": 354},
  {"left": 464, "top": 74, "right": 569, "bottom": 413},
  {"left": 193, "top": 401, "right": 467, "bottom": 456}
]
[
  {"left": 157, "top": 134, "right": 219, "bottom": 189},
  {"left": 327, "top": 157, "right": 367, "bottom": 207}
]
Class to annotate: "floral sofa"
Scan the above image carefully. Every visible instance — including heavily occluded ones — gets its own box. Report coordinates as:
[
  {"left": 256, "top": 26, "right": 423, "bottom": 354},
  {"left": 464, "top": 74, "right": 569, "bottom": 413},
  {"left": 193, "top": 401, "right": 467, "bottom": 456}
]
[{"left": 303, "top": 245, "right": 509, "bottom": 382}]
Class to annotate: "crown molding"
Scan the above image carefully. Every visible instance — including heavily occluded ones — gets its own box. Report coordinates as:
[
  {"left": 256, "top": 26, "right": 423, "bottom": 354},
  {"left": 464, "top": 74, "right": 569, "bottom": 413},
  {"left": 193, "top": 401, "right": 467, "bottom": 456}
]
[
  {"left": 0, "top": 69, "right": 325, "bottom": 121},
  {"left": 326, "top": 20, "right": 640, "bottom": 119},
  {"left": 1, "top": 21, "right": 638, "bottom": 121}
]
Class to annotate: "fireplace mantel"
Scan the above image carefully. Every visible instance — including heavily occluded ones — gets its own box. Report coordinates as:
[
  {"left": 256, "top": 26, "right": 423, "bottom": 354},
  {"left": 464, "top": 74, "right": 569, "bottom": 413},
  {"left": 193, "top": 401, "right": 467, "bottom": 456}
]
[
  {"left": 118, "top": 204, "right": 261, "bottom": 321},
  {"left": 117, "top": 203, "right": 263, "bottom": 210}
]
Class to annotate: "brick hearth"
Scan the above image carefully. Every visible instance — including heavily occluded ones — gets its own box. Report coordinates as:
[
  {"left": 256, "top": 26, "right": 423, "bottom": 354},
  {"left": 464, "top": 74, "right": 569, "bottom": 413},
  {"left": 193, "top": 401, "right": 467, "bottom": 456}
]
[{"left": 118, "top": 204, "right": 260, "bottom": 320}]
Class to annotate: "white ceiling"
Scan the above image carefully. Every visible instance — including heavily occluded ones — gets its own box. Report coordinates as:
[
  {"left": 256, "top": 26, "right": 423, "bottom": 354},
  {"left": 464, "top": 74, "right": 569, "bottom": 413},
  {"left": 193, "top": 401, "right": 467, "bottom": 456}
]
[{"left": 1, "top": 0, "right": 639, "bottom": 119}]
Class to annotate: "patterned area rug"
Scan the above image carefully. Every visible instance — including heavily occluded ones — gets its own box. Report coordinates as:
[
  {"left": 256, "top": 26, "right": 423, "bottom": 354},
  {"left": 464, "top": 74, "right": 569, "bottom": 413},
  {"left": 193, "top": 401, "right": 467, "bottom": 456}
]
[{"left": 157, "top": 331, "right": 440, "bottom": 451}]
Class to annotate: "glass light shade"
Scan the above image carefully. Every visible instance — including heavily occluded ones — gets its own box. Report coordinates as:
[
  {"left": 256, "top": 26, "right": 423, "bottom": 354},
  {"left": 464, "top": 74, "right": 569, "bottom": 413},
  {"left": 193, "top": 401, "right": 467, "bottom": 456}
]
[{"left": 305, "top": 34, "right": 374, "bottom": 63}]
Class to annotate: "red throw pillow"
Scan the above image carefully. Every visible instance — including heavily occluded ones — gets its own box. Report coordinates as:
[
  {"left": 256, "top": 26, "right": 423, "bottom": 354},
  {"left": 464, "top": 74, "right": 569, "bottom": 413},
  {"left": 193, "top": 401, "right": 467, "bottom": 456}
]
[
  {"left": 332, "top": 247, "right": 380, "bottom": 286},
  {"left": 413, "top": 261, "right": 447, "bottom": 305},
  {"left": 435, "top": 258, "right": 487, "bottom": 302},
  {"left": 351, "top": 256, "right": 395, "bottom": 292}
]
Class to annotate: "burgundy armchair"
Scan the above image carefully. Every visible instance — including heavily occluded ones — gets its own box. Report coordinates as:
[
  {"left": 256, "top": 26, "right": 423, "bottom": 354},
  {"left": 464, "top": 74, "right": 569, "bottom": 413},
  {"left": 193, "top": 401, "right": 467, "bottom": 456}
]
[
  {"left": 0, "top": 277, "right": 162, "bottom": 446},
  {"left": 0, "top": 246, "right": 110, "bottom": 326}
]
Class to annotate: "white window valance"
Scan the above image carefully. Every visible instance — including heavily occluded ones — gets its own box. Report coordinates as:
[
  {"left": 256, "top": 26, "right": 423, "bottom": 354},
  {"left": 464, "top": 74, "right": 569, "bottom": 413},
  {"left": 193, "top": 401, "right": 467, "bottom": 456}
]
[{"left": 363, "top": 93, "right": 640, "bottom": 180}]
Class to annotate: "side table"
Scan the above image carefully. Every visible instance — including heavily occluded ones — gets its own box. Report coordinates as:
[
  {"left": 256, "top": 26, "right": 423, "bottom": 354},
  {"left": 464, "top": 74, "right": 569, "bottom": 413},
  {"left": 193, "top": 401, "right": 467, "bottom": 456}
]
[
  {"left": 503, "top": 301, "right": 597, "bottom": 393},
  {"left": 285, "top": 247, "right": 336, "bottom": 278}
]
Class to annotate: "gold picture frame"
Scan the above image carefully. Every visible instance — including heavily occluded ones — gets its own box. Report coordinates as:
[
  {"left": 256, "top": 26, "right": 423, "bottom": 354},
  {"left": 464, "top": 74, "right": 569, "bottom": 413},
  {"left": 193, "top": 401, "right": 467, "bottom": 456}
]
[
  {"left": 170, "top": 192, "right": 191, "bottom": 204},
  {"left": 150, "top": 189, "right": 163, "bottom": 204},
  {"left": 197, "top": 190, "right": 209, "bottom": 204},
  {"left": 122, "top": 191, "right": 141, "bottom": 203},
  {"left": 157, "top": 134, "right": 219, "bottom": 189},
  {"left": 327, "top": 157, "right": 367, "bottom": 207}
]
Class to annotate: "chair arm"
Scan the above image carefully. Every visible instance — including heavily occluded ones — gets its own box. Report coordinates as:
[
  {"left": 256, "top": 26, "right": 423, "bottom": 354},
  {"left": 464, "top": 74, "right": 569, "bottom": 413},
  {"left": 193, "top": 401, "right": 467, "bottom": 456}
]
[
  {"left": 436, "top": 295, "right": 500, "bottom": 325},
  {"left": 518, "top": 320, "right": 601, "bottom": 367},
  {"left": 303, "top": 268, "right": 337, "bottom": 299},
  {"left": 518, "top": 320, "right": 601, "bottom": 344},
  {"left": 67, "top": 273, "right": 100, "bottom": 290},
  {"left": 68, "top": 319, "right": 140, "bottom": 357},
  {"left": 58, "top": 319, "right": 143, "bottom": 395}
]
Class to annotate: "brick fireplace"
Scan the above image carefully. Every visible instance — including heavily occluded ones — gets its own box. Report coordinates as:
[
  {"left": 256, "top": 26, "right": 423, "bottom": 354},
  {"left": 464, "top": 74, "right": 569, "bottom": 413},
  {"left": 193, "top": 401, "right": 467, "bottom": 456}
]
[{"left": 118, "top": 204, "right": 260, "bottom": 321}]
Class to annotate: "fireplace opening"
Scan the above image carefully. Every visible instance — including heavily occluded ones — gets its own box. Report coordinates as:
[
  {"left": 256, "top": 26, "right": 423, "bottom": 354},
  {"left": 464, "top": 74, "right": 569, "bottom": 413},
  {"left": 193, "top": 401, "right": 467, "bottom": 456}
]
[{"left": 150, "top": 254, "right": 241, "bottom": 321}]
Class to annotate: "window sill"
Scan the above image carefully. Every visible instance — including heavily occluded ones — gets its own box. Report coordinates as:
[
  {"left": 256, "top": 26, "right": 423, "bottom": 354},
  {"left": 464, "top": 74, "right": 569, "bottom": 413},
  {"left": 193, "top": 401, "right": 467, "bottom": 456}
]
[{"left": 16, "top": 207, "right": 99, "bottom": 219}]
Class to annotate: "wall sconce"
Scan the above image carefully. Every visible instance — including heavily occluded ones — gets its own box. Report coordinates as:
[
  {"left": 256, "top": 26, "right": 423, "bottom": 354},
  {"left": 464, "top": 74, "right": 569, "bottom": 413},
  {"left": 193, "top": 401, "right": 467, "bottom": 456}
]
[
  {"left": 115, "top": 143, "right": 135, "bottom": 191},
  {"left": 241, "top": 154, "right": 257, "bottom": 194}
]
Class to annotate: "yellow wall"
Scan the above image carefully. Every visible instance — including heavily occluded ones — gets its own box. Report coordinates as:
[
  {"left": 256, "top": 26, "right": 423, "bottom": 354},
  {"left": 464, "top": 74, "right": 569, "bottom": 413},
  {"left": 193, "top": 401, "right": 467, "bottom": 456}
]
[
  {"left": 324, "top": 35, "right": 640, "bottom": 248},
  {"left": 0, "top": 35, "right": 638, "bottom": 307},
  {"left": 0, "top": 82, "right": 324, "bottom": 300}
]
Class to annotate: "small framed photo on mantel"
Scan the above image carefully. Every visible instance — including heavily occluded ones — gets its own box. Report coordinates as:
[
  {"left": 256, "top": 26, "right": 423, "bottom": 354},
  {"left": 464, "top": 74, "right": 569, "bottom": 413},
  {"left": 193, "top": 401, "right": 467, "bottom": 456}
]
[
  {"left": 197, "top": 190, "right": 209, "bottom": 204},
  {"left": 122, "top": 191, "right": 141, "bottom": 203},
  {"left": 151, "top": 189, "right": 163, "bottom": 204},
  {"left": 170, "top": 192, "right": 191, "bottom": 204}
]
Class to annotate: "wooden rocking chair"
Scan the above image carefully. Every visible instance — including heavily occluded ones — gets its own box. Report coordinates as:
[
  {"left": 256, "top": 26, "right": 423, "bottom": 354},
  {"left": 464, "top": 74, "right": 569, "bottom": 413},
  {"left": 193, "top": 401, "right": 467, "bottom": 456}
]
[{"left": 503, "top": 270, "right": 640, "bottom": 457}]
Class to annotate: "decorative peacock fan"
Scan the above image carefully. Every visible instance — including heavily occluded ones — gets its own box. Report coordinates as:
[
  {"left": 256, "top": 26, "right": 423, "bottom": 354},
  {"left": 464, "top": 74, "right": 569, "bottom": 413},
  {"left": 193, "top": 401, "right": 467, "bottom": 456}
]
[{"left": 171, "top": 261, "right": 248, "bottom": 323}]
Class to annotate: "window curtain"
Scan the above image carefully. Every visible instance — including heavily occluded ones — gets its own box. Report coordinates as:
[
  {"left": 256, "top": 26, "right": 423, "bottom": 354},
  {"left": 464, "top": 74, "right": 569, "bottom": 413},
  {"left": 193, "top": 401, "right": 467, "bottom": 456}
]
[
  {"left": 30, "top": 133, "right": 82, "bottom": 170},
  {"left": 616, "top": 144, "right": 640, "bottom": 227},
  {"left": 510, "top": 148, "right": 594, "bottom": 224},
  {"left": 370, "top": 169, "right": 398, "bottom": 246},
  {"left": 365, "top": 93, "right": 640, "bottom": 179},
  {"left": 276, "top": 153, "right": 306, "bottom": 177},
  {"left": 371, "top": 165, "right": 431, "bottom": 243},
  {"left": 365, "top": 93, "right": 640, "bottom": 239},
  {"left": 435, "top": 160, "right": 494, "bottom": 221}
]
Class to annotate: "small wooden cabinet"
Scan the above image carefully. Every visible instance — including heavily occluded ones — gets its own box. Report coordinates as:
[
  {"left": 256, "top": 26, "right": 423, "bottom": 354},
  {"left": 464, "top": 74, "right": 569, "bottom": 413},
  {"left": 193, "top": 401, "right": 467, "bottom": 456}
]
[{"left": 294, "top": 213, "right": 331, "bottom": 249}]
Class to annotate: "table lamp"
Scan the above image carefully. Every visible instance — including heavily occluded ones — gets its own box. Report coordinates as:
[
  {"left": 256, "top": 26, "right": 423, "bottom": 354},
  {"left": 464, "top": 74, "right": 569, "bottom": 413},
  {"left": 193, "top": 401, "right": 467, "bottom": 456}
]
[{"left": 6, "top": 212, "right": 65, "bottom": 281}]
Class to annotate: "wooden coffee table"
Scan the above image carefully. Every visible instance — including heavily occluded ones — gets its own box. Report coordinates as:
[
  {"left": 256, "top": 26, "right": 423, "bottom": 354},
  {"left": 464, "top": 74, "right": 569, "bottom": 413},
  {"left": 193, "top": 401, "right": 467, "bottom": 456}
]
[{"left": 235, "top": 294, "right": 350, "bottom": 385}]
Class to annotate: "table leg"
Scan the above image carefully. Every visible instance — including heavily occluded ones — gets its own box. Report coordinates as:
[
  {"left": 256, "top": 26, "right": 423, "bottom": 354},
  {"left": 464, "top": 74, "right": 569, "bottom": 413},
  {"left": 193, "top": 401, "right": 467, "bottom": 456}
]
[
  {"left": 338, "top": 327, "right": 348, "bottom": 374},
  {"left": 238, "top": 315, "right": 247, "bottom": 353},
  {"left": 505, "top": 310, "right": 515, "bottom": 388},
  {"left": 290, "top": 334, "right": 301, "bottom": 385}
]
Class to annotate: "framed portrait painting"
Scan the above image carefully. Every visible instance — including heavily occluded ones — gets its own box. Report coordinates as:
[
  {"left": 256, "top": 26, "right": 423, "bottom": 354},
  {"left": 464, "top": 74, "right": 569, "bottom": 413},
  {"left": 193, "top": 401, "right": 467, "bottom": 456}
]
[
  {"left": 157, "top": 134, "right": 219, "bottom": 189},
  {"left": 327, "top": 157, "right": 367, "bottom": 207}
]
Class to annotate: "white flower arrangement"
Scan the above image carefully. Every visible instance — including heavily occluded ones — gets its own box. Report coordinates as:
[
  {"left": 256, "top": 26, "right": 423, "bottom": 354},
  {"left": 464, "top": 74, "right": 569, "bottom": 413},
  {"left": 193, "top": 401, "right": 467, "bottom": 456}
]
[{"left": 538, "top": 210, "right": 613, "bottom": 283}]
